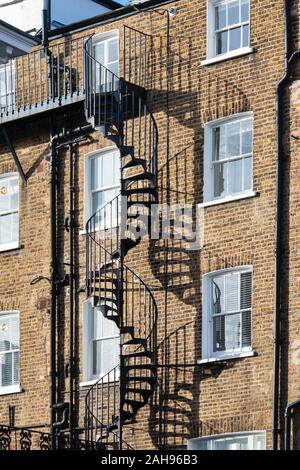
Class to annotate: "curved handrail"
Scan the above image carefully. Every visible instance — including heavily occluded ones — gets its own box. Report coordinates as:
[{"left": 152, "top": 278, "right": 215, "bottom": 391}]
[{"left": 85, "top": 366, "right": 135, "bottom": 450}]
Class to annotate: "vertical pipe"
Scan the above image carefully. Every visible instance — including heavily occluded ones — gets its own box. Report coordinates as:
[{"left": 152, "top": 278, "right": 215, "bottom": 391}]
[
  {"left": 69, "top": 143, "right": 75, "bottom": 444},
  {"left": 50, "top": 130, "right": 58, "bottom": 450},
  {"left": 42, "top": 0, "right": 49, "bottom": 48},
  {"left": 273, "top": 0, "right": 291, "bottom": 450}
]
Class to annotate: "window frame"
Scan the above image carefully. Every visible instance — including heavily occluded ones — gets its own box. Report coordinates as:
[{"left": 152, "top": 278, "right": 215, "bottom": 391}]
[
  {"left": 84, "top": 147, "right": 120, "bottom": 228},
  {"left": 0, "top": 173, "right": 20, "bottom": 252},
  {"left": 204, "top": 112, "right": 254, "bottom": 204},
  {"left": 92, "top": 29, "right": 119, "bottom": 76},
  {"left": 0, "top": 310, "right": 20, "bottom": 395},
  {"left": 206, "top": 0, "right": 251, "bottom": 62},
  {"left": 188, "top": 431, "right": 266, "bottom": 450},
  {"left": 83, "top": 300, "right": 119, "bottom": 384},
  {"left": 202, "top": 266, "right": 253, "bottom": 361},
  {"left": 0, "top": 62, "right": 15, "bottom": 114}
]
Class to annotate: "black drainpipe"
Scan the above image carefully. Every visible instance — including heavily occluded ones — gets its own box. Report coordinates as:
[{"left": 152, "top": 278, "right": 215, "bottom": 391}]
[
  {"left": 273, "top": 0, "right": 300, "bottom": 450},
  {"left": 68, "top": 142, "right": 75, "bottom": 443},
  {"left": 50, "top": 129, "right": 58, "bottom": 450}
]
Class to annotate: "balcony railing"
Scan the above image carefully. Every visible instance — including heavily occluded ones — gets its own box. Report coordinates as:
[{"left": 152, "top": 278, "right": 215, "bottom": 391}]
[
  {"left": 0, "top": 36, "right": 87, "bottom": 124},
  {"left": 0, "top": 425, "right": 101, "bottom": 451}
]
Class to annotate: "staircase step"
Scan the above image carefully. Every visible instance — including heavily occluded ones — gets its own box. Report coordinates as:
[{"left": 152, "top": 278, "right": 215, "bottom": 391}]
[
  {"left": 120, "top": 146, "right": 135, "bottom": 159},
  {"left": 112, "top": 238, "right": 141, "bottom": 258},
  {"left": 123, "top": 172, "right": 155, "bottom": 184},
  {"left": 125, "top": 388, "right": 154, "bottom": 402},
  {"left": 124, "top": 364, "right": 155, "bottom": 372},
  {"left": 98, "top": 304, "right": 119, "bottom": 316},
  {"left": 122, "top": 351, "right": 154, "bottom": 360},
  {"left": 121, "top": 326, "right": 135, "bottom": 336},
  {"left": 124, "top": 399, "right": 145, "bottom": 414},
  {"left": 99, "top": 261, "right": 115, "bottom": 270},
  {"left": 123, "top": 337, "right": 147, "bottom": 346},
  {"left": 93, "top": 297, "right": 117, "bottom": 308},
  {"left": 124, "top": 187, "right": 158, "bottom": 200},
  {"left": 123, "top": 158, "right": 147, "bottom": 171},
  {"left": 127, "top": 200, "right": 152, "bottom": 210},
  {"left": 105, "top": 133, "right": 120, "bottom": 145},
  {"left": 124, "top": 376, "right": 157, "bottom": 386},
  {"left": 107, "top": 411, "right": 134, "bottom": 432}
]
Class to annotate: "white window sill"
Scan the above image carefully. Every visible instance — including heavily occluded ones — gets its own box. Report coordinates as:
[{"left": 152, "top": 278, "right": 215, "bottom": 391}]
[
  {"left": 201, "top": 47, "right": 255, "bottom": 66},
  {"left": 0, "top": 385, "right": 22, "bottom": 396},
  {"left": 198, "top": 351, "right": 256, "bottom": 365},
  {"left": 0, "top": 243, "right": 20, "bottom": 253},
  {"left": 80, "top": 377, "right": 120, "bottom": 388},
  {"left": 80, "top": 380, "right": 98, "bottom": 388},
  {"left": 199, "top": 191, "right": 258, "bottom": 209}
]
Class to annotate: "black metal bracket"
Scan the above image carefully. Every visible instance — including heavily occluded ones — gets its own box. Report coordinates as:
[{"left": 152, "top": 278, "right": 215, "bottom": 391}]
[{"left": 1, "top": 128, "right": 27, "bottom": 184}]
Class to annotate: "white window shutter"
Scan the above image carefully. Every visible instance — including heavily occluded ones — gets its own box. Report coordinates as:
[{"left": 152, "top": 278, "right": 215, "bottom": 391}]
[
  {"left": 0, "top": 312, "right": 19, "bottom": 389},
  {"left": 241, "top": 271, "right": 252, "bottom": 348}
]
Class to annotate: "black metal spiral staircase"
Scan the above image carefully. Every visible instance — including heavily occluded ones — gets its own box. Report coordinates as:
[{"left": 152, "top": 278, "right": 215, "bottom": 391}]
[{"left": 84, "top": 33, "right": 158, "bottom": 450}]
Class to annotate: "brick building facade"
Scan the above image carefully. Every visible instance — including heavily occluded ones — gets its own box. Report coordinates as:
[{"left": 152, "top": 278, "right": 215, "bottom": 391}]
[{"left": 0, "top": 0, "right": 299, "bottom": 451}]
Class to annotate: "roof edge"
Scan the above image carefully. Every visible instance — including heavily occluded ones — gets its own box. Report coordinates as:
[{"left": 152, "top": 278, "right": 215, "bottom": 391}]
[
  {"left": 0, "top": 19, "right": 40, "bottom": 45},
  {"left": 91, "top": 0, "right": 123, "bottom": 10}
]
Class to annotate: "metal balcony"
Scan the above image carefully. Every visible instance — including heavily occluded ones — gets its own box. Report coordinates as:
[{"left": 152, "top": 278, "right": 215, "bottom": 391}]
[{"left": 0, "top": 36, "right": 87, "bottom": 124}]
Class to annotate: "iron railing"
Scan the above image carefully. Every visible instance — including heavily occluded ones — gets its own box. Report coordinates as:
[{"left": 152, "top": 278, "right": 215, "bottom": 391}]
[
  {"left": 122, "top": 25, "right": 152, "bottom": 88},
  {"left": 0, "top": 425, "right": 101, "bottom": 451},
  {"left": 0, "top": 36, "right": 87, "bottom": 122}
]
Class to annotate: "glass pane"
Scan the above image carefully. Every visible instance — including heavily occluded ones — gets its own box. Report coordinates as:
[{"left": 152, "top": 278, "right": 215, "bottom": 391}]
[
  {"left": 93, "top": 42, "right": 105, "bottom": 64},
  {"left": 227, "top": 122, "right": 241, "bottom": 157},
  {"left": 11, "top": 212, "right": 18, "bottom": 244},
  {"left": 92, "top": 340, "right": 101, "bottom": 376},
  {"left": 214, "top": 437, "right": 249, "bottom": 450},
  {"left": 0, "top": 213, "right": 13, "bottom": 246},
  {"left": 212, "top": 275, "right": 224, "bottom": 314},
  {"left": 241, "top": 0, "right": 250, "bottom": 22},
  {"left": 228, "top": 159, "right": 243, "bottom": 194},
  {"left": 213, "top": 126, "right": 226, "bottom": 161},
  {"left": 0, "top": 313, "right": 19, "bottom": 355},
  {"left": 241, "top": 119, "right": 252, "bottom": 154},
  {"left": 254, "top": 434, "right": 266, "bottom": 450},
  {"left": 91, "top": 157, "right": 101, "bottom": 190},
  {"left": 92, "top": 337, "right": 119, "bottom": 377},
  {"left": 0, "top": 352, "right": 12, "bottom": 387},
  {"left": 92, "top": 191, "right": 104, "bottom": 214},
  {"left": 213, "top": 162, "right": 226, "bottom": 198},
  {"left": 242, "top": 24, "right": 249, "bottom": 47},
  {"left": 10, "top": 178, "right": 19, "bottom": 211},
  {"left": 228, "top": 1, "right": 239, "bottom": 25},
  {"left": 213, "top": 315, "right": 225, "bottom": 352},
  {"left": 0, "top": 179, "right": 10, "bottom": 213},
  {"left": 229, "top": 27, "right": 241, "bottom": 51},
  {"left": 102, "top": 152, "right": 115, "bottom": 188},
  {"left": 215, "top": 4, "right": 226, "bottom": 29},
  {"left": 102, "top": 338, "right": 119, "bottom": 374},
  {"left": 225, "top": 313, "right": 241, "bottom": 350},
  {"left": 243, "top": 157, "right": 252, "bottom": 191},
  {"left": 108, "top": 62, "right": 119, "bottom": 78},
  {"left": 107, "top": 39, "right": 119, "bottom": 63},
  {"left": 225, "top": 273, "right": 239, "bottom": 312},
  {"left": 93, "top": 309, "right": 119, "bottom": 339},
  {"left": 216, "top": 31, "right": 228, "bottom": 55}
]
